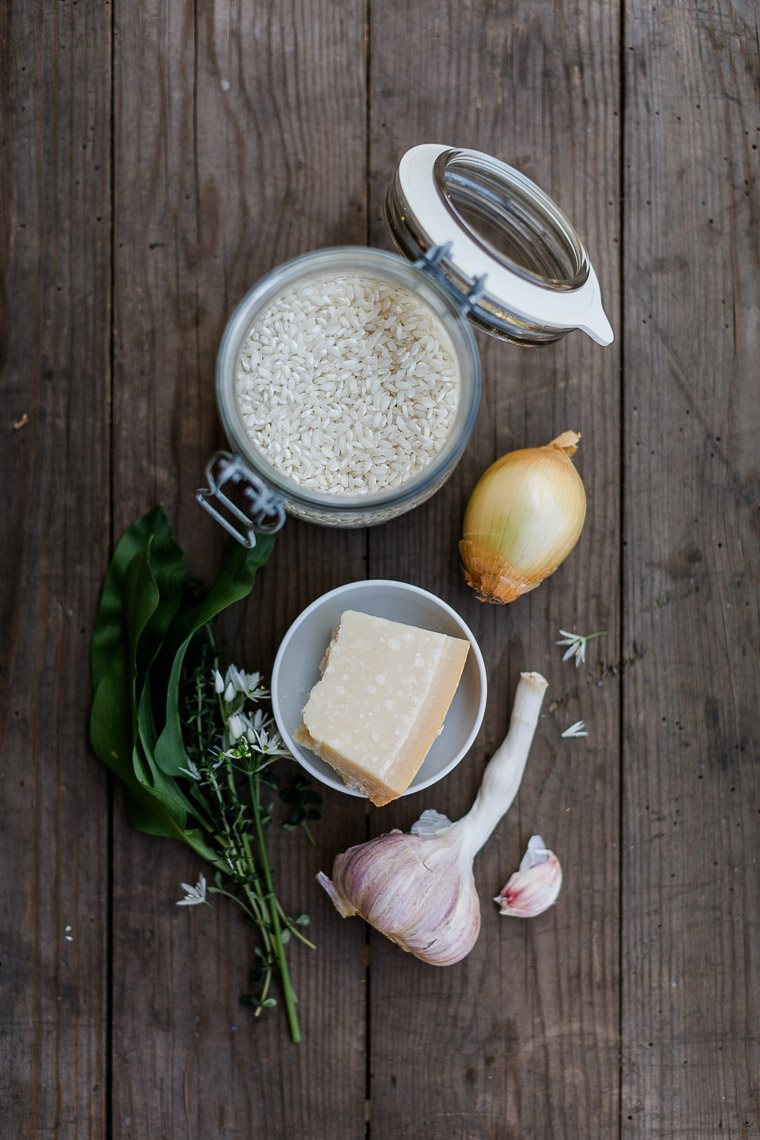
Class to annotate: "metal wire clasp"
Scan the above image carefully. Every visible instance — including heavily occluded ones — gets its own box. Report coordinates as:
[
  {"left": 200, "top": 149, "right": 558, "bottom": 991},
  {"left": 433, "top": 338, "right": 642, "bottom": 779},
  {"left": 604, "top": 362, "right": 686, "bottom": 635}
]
[
  {"left": 196, "top": 451, "right": 286, "bottom": 548},
  {"left": 413, "top": 242, "right": 488, "bottom": 314}
]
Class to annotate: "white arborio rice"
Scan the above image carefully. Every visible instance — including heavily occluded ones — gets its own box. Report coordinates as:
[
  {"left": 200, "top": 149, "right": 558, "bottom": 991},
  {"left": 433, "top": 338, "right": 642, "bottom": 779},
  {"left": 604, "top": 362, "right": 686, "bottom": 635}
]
[{"left": 235, "top": 273, "right": 460, "bottom": 496}]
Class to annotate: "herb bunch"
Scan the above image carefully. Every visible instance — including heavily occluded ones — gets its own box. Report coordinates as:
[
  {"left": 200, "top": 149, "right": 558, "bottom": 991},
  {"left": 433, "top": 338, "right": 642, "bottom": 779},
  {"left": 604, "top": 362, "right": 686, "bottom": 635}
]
[
  {"left": 89, "top": 506, "right": 315, "bottom": 1042},
  {"left": 177, "top": 653, "right": 315, "bottom": 1036}
]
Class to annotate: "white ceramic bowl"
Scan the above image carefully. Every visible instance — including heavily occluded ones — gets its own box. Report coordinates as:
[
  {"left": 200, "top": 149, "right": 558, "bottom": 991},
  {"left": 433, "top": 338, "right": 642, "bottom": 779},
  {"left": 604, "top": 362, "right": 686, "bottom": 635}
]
[{"left": 271, "top": 579, "right": 487, "bottom": 799}]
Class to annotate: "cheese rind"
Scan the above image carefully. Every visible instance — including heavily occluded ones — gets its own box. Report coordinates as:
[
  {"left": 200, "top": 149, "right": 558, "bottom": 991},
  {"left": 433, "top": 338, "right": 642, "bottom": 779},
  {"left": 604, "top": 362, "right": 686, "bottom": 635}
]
[{"left": 293, "top": 610, "right": 469, "bottom": 805}]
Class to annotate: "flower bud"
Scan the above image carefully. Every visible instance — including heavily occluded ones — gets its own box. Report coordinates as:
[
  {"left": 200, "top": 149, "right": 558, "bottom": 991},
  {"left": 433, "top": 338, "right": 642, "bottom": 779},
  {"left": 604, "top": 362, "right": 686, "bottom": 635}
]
[
  {"left": 228, "top": 714, "right": 244, "bottom": 741},
  {"left": 494, "top": 835, "right": 562, "bottom": 917}
]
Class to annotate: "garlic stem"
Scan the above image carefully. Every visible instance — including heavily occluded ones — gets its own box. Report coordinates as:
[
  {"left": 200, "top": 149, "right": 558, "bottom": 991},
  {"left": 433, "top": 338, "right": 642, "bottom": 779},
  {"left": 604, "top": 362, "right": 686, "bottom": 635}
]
[{"left": 456, "top": 671, "right": 548, "bottom": 860}]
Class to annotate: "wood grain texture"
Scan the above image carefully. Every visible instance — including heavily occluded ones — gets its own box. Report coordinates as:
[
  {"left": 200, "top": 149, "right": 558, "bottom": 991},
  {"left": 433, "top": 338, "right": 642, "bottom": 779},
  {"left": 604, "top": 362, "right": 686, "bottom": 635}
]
[
  {"left": 4, "top": 0, "right": 760, "bottom": 1136},
  {"left": 110, "top": 0, "right": 368, "bottom": 1135},
  {"left": 622, "top": 3, "right": 760, "bottom": 1137},
  {"left": 0, "top": 0, "right": 111, "bottom": 1135},
  {"left": 366, "top": 2, "right": 622, "bottom": 1137}
]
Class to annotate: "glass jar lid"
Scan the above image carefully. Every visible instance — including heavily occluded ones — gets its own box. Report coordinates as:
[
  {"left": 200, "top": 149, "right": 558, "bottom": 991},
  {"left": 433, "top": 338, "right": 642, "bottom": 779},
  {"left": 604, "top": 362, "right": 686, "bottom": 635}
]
[{"left": 385, "top": 144, "right": 613, "bottom": 346}]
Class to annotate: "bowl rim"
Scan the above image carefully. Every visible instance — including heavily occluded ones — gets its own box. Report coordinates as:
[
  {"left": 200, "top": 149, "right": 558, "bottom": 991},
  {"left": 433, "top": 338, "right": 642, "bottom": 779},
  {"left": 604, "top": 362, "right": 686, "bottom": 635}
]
[{"left": 271, "top": 578, "right": 488, "bottom": 799}]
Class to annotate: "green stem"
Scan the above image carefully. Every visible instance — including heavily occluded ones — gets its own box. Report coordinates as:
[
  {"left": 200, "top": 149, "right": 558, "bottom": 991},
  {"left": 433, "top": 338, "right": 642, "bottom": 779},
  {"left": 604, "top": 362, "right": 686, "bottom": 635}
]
[
  {"left": 276, "top": 900, "right": 316, "bottom": 950},
  {"left": 248, "top": 770, "right": 301, "bottom": 1044}
]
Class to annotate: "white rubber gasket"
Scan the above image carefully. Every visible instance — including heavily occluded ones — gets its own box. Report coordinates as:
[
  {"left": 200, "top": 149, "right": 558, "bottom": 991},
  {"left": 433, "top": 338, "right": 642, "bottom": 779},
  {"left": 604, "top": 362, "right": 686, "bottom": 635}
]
[{"left": 398, "top": 144, "right": 613, "bottom": 345}]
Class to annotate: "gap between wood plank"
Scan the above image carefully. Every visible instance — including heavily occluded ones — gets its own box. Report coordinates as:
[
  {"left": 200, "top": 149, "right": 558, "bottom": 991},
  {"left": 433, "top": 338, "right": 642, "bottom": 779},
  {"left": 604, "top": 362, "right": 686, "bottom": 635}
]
[
  {"left": 364, "top": 2, "right": 373, "bottom": 1135},
  {"left": 106, "top": 0, "right": 117, "bottom": 1133},
  {"left": 618, "top": 3, "right": 627, "bottom": 1140}
]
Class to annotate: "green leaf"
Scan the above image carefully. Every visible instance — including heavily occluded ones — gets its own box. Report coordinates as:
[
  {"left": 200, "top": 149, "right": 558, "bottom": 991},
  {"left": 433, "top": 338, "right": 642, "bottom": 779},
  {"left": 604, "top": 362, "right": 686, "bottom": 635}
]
[
  {"left": 90, "top": 649, "right": 184, "bottom": 839},
  {"left": 91, "top": 506, "right": 169, "bottom": 693},
  {"left": 123, "top": 542, "right": 160, "bottom": 713},
  {"left": 134, "top": 749, "right": 199, "bottom": 830},
  {"left": 91, "top": 517, "right": 192, "bottom": 842},
  {"left": 154, "top": 534, "right": 275, "bottom": 777},
  {"left": 139, "top": 517, "right": 186, "bottom": 675}
]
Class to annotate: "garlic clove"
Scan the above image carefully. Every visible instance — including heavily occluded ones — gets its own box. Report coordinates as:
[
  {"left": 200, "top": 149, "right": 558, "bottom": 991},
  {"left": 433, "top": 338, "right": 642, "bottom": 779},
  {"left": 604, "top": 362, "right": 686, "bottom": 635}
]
[{"left": 494, "top": 834, "right": 562, "bottom": 917}]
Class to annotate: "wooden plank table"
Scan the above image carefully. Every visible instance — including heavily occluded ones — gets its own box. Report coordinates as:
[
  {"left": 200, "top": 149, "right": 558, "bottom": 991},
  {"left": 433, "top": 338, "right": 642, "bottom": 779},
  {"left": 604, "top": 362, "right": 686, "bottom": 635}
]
[{"left": 1, "top": 1, "right": 757, "bottom": 1136}]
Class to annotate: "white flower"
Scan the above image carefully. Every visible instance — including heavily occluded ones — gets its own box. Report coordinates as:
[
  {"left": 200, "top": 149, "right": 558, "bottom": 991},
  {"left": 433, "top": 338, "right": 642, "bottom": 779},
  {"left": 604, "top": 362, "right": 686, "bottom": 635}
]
[
  {"left": 224, "top": 664, "right": 244, "bottom": 691},
  {"left": 561, "top": 720, "right": 588, "bottom": 739},
  {"left": 556, "top": 629, "right": 607, "bottom": 668},
  {"left": 223, "top": 681, "right": 236, "bottom": 702},
  {"left": 251, "top": 725, "right": 290, "bottom": 757},
  {"left": 228, "top": 714, "right": 245, "bottom": 741},
  {"left": 238, "top": 669, "right": 268, "bottom": 701},
  {"left": 213, "top": 669, "right": 225, "bottom": 694},
  {"left": 176, "top": 873, "right": 207, "bottom": 906}
]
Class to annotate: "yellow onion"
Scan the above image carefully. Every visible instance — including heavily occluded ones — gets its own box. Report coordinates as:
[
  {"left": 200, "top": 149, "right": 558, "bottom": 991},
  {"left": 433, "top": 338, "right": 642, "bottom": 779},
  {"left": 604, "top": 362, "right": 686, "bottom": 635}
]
[{"left": 459, "top": 431, "right": 586, "bottom": 604}]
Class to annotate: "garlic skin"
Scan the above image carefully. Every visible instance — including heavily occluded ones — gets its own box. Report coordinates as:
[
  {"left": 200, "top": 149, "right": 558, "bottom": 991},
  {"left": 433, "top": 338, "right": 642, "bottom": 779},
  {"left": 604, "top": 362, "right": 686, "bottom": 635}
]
[
  {"left": 318, "top": 672, "right": 548, "bottom": 966},
  {"left": 317, "top": 814, "right": 480, "bottom": 966},
  {"left": 494, "top": 834, "right": 562, "bottom": 917},
  {"left": 459, "top": 431, "right": 586, "bottom": 604}
]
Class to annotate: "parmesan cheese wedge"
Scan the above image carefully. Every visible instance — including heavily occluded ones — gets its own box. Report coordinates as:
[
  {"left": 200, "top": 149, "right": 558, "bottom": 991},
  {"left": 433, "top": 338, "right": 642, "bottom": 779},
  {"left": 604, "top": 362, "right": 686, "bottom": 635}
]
[{"left": 294, "top": 610, "right": 470, "bottom": 806}]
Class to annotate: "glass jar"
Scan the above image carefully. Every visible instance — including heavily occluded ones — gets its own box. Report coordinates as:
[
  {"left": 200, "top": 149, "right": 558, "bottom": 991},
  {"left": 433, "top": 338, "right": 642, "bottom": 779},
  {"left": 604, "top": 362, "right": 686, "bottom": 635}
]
[{"left": 198, "top": 144, "right": 613, "bottom": 544}]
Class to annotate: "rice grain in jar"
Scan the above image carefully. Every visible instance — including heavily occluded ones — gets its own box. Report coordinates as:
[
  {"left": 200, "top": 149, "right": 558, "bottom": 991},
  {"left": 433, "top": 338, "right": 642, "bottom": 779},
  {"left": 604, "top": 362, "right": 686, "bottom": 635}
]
[{"left": 215, "top": 248, "right": 481, "bottom": 527}]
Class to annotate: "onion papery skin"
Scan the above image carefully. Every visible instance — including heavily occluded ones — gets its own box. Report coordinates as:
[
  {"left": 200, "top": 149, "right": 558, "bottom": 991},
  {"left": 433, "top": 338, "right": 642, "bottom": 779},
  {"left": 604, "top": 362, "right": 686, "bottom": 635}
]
[{"left": 459, "top": 432, "right": 586, "bottom": 604}]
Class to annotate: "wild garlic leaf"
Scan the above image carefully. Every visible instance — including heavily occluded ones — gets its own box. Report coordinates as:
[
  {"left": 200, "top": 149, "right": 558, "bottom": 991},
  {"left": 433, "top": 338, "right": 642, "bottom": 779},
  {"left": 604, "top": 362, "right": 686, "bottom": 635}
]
[
  {"left": 154, "top": 534, "right": 275, "bottom": 778},
  {"left": 134, "top": 684, "right": 198, "bottom": 827},
  {"left": 90, "top": 509, "right": 191, "bottom": 840},
  {"left": 90, "top": 649, "right": 180, "bottom": 839},
  {"left": 123, "top": 540, "right": 161, "bottom": 689},
  {"left": 138, "top": 514, "right": 186, "bottom": 676},
  {"left": 90, "top": 506, "right": 170, "bottom": 693}
]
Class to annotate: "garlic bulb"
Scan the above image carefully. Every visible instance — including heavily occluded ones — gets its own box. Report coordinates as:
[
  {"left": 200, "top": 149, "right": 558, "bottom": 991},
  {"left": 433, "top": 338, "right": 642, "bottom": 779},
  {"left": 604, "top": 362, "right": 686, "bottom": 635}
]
[
  {"left": 493, "top": 835, "right": 562, "bottom": 917},
  {"left": 317, "top": 671, "right": 548, "bottom": 966},
  {"left": 459, "top": 431, "right": 586, "bottom": 604}
]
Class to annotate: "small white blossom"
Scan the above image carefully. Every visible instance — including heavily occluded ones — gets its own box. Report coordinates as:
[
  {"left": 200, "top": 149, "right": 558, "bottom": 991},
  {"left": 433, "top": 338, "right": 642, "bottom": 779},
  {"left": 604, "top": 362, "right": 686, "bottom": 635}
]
[
  {"left": 252, "top": 726, "right": 290, "bottom": 757},
  {"left": 561, "top": 720, "right": 588, "bottom": 739},
  {"left": 224, "top": 664, "right": 244, "bottom": 691},
  {"left": 556, "top": 629, "right": 607, "bottom": 668},
  {"left": 228, "top": 714, "right": 245, "bottom": 741},
  {"left": 223, "top": 681, "right": 236, "bottom": 702},
  {"left": 176, "top": 873, "right": 208, "bottom": 906},
  {"left": 213, "top": 669, "right": 225, "bottom": 694}
]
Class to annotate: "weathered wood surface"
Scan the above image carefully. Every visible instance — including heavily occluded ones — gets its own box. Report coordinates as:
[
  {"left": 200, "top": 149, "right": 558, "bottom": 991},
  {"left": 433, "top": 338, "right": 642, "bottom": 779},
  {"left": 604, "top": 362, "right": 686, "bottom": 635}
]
[
  {"left": 366, "top": 2, "right": 622, "bottom": 1137},
  {"left": 110, "top": 1, "right": 368, "bottom": 1136},
  {"left": 0, "top": 0, "right": 111, "bottom": 1134},
  {"left": 622, "top": 3, "right": 760, "bottom": 1137},
  {"left": 0, "top": 0, "right": 757, "bottom": 1138}
]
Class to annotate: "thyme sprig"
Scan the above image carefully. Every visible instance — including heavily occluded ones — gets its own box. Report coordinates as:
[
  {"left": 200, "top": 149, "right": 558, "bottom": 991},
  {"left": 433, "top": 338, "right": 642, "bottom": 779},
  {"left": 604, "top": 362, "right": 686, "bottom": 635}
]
[{"left": 177, "top": 649, "right": 315, "bottom": 1039}]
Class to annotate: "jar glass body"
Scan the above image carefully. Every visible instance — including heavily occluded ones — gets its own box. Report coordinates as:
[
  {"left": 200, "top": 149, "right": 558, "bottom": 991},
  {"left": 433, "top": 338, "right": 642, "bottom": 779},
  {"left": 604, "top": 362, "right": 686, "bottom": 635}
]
[{"left": 216, "top": 247, "right": 481, "bottom": 527}]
